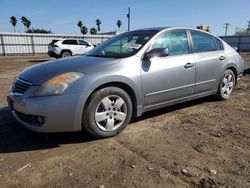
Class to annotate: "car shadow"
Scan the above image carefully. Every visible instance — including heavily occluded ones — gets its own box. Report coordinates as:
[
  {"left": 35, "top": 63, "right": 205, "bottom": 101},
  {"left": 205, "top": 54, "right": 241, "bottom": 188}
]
[
  {"left": 0, "top": 107, "right": 96, "bottom": 153},
  {"left": 131, "top": 96, "right": 215, "bottom": 123},
  {"left": 29, "top": 59, "right": 51, "bottom": 63},
  {"left": 243, "top": 68, "right": 250, "bottom": 75},
  {"left": 0, "top": 96, "right": 216, "bottom": 153}
]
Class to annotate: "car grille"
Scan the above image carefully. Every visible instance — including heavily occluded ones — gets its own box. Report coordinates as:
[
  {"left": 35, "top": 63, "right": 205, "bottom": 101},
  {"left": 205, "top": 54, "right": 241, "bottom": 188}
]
[{"left": 12, "top": 77, "right": 32, "bottom": 94}]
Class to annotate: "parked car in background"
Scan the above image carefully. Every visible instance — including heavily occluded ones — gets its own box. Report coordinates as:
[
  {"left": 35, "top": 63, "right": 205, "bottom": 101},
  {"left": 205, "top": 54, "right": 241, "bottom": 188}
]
[
  {"left": 48, "top": 38, "right": 94, "bottom": 58},
  {"left": 8, "top": 27, "right": 245, "bottom": 138}
]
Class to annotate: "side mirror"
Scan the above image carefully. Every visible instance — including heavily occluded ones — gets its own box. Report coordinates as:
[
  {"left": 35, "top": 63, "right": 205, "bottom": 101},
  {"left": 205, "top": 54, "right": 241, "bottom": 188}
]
[{"left": 144, "top": 48, "right": 169, "bottom": 61}]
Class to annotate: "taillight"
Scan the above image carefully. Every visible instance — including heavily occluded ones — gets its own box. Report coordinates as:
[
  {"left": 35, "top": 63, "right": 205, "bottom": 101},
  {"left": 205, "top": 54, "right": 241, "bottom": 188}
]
[{"left": 51, "top": 44, "right": 58, "bottom": 47}]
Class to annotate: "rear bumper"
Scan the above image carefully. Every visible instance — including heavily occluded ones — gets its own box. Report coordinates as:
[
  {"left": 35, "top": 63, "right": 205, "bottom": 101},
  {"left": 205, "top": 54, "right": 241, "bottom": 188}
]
[{"left": 48, "top": 51, "right": 60, "bottom": 58}]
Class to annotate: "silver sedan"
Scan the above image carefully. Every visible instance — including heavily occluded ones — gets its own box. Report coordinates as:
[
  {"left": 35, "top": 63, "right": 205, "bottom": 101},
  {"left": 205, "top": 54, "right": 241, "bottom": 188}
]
[{"left": 8, "top": 27, "right": 245, "bottom": 138}]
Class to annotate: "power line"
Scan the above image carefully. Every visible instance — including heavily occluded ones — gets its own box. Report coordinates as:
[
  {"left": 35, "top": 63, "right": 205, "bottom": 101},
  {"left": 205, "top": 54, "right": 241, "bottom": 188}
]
[{"left": 224, "top": 23, "right": 230, "bottom": 36}]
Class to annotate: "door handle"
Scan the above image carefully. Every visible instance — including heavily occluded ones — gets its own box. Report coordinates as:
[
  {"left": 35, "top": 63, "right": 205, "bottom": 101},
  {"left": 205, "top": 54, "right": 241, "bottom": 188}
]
[
  {"left": 184, "top": 63, "right": 194, "bottom": 69},
  {"left": 219, "top": 56, "right": 226, "bottom": 61}
]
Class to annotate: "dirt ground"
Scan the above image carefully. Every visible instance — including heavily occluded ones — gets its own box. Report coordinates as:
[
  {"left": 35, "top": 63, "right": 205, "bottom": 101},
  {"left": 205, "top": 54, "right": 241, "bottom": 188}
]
[{"left": 0, "top": 54, "right": 249, "bottom": 188}]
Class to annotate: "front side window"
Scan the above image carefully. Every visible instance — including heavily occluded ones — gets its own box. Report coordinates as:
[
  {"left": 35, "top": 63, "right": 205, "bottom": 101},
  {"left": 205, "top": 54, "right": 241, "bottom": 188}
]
[
  {"left": 191, "top": 31, "right": 217, "bottom": 53},
  {"left": 86, "top": 31, "right": 157, "bottom": 58},
  {"left": 150, "top": 30, "right": 189, "bottom": 56}
]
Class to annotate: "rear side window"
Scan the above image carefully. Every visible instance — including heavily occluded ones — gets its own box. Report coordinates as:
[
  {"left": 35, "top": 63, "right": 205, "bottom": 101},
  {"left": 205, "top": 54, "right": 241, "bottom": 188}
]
[
  {"left": 151, "top": 30, "right": 189, "bottom": 56},
  {"left": 214, "top": 37, "right": 224, "bottom": 50},
  {"left": 191, "top": 31, "right": 217, "bottom": 53},
  {"left": 62, "top": 40, "right": 78, "bottom": 45},
  {"left": 49, "top": 40, "right": 59, "bottom": 45},
  {"left": 78, "top": 40, "right": 89, "bottom": 46}
]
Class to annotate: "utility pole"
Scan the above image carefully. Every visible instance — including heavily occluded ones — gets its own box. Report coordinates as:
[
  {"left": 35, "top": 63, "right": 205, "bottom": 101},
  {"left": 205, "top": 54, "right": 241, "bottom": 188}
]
[
  {"left": 127, "top": 7, "right": 130, "bottom": 31},
  {"left": 224, "top": 23, "right": 230, "bottom": 36},
  {"left": 247, "top": 20, "right": 250, "bottom": 35}
]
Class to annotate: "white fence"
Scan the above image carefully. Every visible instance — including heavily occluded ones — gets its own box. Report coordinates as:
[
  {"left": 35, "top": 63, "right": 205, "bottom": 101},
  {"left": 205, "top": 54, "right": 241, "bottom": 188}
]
[
  {"left": 220, "top": 35, "right": 250, "bottom": 52},
  {"left": 0, "top": 32, "right": 114, "bottom": 56}
]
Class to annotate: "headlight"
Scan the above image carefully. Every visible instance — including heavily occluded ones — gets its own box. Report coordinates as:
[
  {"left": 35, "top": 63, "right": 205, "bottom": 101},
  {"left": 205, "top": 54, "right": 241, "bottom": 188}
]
[{"left": 35, "top": 72, "right": 84, "bottom": 96}]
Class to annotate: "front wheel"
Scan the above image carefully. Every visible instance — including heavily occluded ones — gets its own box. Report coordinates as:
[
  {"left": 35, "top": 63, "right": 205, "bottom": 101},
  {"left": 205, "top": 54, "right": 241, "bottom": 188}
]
[
  {"left": 216, "top": 69, "right": 235, "bottom": 100},
  {"left": 82, "top": 87, "right": 133, "bottom": 138}
]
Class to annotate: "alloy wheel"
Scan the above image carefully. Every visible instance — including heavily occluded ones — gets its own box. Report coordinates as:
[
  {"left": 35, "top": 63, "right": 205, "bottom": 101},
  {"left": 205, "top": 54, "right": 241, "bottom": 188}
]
[
  {"left": 95, "top": 95, "right": 127, "bottom": 131},
  {"left": 221, "top": 73, "right": 234, "bottom": 98}
]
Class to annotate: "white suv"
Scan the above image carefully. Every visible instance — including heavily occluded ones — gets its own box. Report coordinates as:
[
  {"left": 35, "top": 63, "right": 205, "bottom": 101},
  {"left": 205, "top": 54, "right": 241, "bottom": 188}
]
[{"left": 48, "top": 39, "right": 94, "bottom": 58}]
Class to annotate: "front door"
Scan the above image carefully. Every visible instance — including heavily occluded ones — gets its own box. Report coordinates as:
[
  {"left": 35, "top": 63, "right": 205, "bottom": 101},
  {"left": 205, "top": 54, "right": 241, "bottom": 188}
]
[
  {"left": 78, "top": 40, "right": 91, "bottom": 54},
  {"left": 141, "top": 30, "right": 195, "bottom": 107}
]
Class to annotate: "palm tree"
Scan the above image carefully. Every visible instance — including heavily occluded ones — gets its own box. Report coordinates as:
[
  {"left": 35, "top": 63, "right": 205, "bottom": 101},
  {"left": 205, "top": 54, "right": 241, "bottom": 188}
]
[
  {"left": 90, "top": 27, "right": 97, "bottom": 35},
  {"left": 26, "top": 19, "right": 31, "bottom": 29},
  {"left": 81, "top": 26, "right": 88, "bottom": 35},
  {"left": 96, "top": 19, "right": 101, "bottom": 32},
  {"left": 117, "top": 20, "right": 122, "bottom": 32},
  {"left": 21, "top": 16, "right": 28, "bottom": 31},
  {"left": 10, "top": 16, "right": 17, "bottom": 32},
  {"left": 77, "top": 21, "right": 83, "bottom": 34},
  {"left": 20, "top": 16, "right": 31, "bottom": 31}
]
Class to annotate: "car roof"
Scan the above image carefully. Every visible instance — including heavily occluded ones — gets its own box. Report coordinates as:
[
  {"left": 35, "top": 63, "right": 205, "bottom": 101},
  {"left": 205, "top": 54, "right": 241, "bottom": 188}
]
[
  {"left": 132, "top": 26, "right": 220, "bottom": 39},
  {"left": 132, "top": 27, "right": 170, "bottom": 32},
  {"left": 54, "top": 38, "right": 88, "bottom": 41},
  {"left": 133, "top": 26, "right": 206, "bottom": 32}
]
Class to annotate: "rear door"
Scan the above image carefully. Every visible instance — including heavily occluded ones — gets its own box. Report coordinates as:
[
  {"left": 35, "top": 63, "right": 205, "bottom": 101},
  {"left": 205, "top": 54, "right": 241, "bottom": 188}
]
[
  {"left": 141, "top": 30, "right": 196, "bottom": 107},
  {"left": 62, "top": 40, "right": 78, "bottom": 55},
  {"left": 189, "top": 30, "right": 225, "bottom": 94}
]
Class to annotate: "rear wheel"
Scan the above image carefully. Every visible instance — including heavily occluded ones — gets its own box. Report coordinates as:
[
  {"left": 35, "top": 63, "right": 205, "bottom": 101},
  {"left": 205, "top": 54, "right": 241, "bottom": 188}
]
[
  {"left": 83, "top": 87, "right": 133, "bottom": 138},
  {"left": 216, "top": 69, "right": 235, "bottom": 100},
  {"left": 61, "top": 51, "right": 72, "bottom": 58}
]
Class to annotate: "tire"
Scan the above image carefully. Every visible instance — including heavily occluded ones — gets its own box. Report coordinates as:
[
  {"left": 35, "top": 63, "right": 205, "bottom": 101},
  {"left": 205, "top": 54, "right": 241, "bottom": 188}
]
[
  {"left": 216, "top": 69, "right": 235, "bottom": 100},
  {"left": 82, "top": 87, "right": 133, "bottom": 138},
  {"left": 61, "top": 51, "right": 72, "bottom": 58}
]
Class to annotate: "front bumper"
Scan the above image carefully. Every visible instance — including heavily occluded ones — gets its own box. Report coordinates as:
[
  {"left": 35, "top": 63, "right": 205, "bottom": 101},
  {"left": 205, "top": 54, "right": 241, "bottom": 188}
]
[{"left": 7, "top": 92, "right": 88, "bottom": 132}]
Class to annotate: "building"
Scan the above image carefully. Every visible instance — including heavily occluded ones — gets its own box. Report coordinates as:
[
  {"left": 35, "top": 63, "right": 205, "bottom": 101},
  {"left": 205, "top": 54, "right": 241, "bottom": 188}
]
[{"left": 197, "top": 25, "right": 210, "bottom": 32}]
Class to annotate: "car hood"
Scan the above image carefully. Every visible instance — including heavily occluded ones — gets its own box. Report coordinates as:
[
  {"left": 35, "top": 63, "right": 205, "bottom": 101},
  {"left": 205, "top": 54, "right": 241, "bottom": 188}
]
[{"left": 19, "top": 55, "right": 120, "bottom": 85}]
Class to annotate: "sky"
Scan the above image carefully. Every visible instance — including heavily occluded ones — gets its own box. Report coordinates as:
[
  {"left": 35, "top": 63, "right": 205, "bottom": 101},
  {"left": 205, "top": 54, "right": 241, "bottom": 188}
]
[{"left": 0, "top": 0, "right": 249, "bottom": 36}]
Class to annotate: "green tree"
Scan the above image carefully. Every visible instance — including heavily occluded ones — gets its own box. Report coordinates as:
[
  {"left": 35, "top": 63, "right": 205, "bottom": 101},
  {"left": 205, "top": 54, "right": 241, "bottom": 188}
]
[
  {"left": 81, "top": 26, "right": 88, "bottom": 35},
  {"left": 26, "top": 20, "right": 31, "bottom": 29},
  {"left": 90, "top": 27, "right": 97, "bottom": 35},
  {"left": 20, "top": 16, "right": 31, "bottom": 31},
  {"left": 77, "top": 20, "right": 83, "bottom": 34},
  {"left": 117, "top": 20, "right": 122, "bottom": 31},
  {"left": 10, "top": 16, "right": 17, "bottom": 32},
  {"left": 21, "top": 16, "right": 27, "bottom": 31},
  {"left": 96, "top": 19, "right": 101, "bottom": 32},
  {"left": 26, "top": 28, "right": 53, "bottom": 34},
  {"left": 234, "top": 27, "right": 249, "bottom": 36}
]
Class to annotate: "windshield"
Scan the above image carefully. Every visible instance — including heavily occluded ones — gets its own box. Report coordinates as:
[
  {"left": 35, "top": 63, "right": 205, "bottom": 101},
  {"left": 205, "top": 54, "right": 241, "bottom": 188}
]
[{"left": 86, "top": 31, "right": 158, "bottom": 58}]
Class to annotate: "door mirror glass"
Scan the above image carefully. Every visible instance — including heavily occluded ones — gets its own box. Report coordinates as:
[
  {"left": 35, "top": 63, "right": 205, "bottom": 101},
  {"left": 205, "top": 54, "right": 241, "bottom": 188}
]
[{"left": 144, "top": 48, "right": 169, "bottom": 60}]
